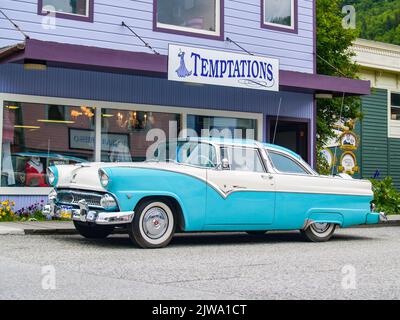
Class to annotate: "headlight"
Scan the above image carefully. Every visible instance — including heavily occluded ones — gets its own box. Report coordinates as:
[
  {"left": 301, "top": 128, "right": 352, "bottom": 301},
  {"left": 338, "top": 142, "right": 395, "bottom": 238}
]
[
  {"left": 100, "top": 194, "right": 117, "bottom": 210},
  {"left": 99, "top": 169, "right": 110, "bottom": 188},
  {"left": 47, "top": 167, "right": 58, "bottom": 186}
]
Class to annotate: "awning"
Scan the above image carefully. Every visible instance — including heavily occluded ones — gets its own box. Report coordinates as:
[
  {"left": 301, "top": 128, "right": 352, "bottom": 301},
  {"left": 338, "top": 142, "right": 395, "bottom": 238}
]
[{"left": 0, "top": 39, "right": 370, "bottom": 96}]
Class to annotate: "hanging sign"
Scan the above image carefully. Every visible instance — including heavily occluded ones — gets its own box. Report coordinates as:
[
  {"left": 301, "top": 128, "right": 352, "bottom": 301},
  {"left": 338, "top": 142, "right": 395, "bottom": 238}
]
[
  {"left": 339, "top": 131, "right": 358, "bottom": 150},
  {"left": 339, "top": 151, "right": 359, "bottom": 175},
  {"left": 168, "top": 44, "right": 280, "bottom": 91}
]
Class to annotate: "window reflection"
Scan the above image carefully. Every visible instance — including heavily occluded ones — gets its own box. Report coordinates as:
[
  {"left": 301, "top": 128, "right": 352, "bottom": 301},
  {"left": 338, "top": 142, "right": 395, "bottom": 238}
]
[
  {"left": 101, "top": 109, "right": 181, "bottom": 162},
  {"left": 1, "top": 101, "right": 95, "bottom": 187},
  {"left": 157, "top": 0, "right": 219, "bottom": 35}
]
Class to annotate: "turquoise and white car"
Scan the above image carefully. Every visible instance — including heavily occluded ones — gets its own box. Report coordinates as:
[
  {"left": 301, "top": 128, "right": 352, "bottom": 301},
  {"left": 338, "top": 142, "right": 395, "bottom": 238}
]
[{"left": 46, "top": 138, "right": 384, "bottom": 248}]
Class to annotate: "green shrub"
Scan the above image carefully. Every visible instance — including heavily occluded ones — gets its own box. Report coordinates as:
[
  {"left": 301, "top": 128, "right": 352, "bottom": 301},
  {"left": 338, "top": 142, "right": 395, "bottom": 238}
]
[{"left": 370, "top": 177, "right": 400, "bottom": 215}]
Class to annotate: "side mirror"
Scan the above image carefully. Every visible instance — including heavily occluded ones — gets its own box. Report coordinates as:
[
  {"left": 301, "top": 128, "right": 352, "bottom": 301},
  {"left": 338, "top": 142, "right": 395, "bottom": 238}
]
[{"left": 221, "top": 158, "right": 230, "bottom": 170}]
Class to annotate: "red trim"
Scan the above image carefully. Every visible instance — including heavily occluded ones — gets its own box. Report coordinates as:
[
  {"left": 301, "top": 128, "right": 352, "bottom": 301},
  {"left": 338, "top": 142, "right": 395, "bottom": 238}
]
[
  {"left": 261, "top": 0, "right": 298, "bottom": 34},
  {"left": 38, "top": 0, "right": 94, "bottom": 23},
  {"left": 153, "top": 0, "right": 224, "bottom": 41}
]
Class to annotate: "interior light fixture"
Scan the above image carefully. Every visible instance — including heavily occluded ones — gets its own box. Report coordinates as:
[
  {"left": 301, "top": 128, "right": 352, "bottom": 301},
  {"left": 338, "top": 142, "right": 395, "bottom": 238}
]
[
  {"left": 37, "top": 119, "right": 75, "bottom": 124},
  {"left": 6, "top": 105, "right": 19, "bottom": 110},
  {"left": 102, "top": 114, "right": 114, "bottom": 118},
  {"left": 14, "top": 125, "right": 41, "bottom": 129}
]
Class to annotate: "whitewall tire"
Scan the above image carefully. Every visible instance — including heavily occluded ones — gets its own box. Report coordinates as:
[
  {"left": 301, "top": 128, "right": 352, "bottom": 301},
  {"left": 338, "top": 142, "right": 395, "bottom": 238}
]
[
  {"left": 129, "top": 200, "right": 176, "bottom": 249},
  {"left": 301, "top": 223, "right": 336, "bottom": 242}
]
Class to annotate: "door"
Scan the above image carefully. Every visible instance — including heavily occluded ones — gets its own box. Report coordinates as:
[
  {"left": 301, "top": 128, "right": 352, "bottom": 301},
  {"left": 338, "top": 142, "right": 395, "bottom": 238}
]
[
  {"left": 205, "top": 146, "right": 276, "bottom": 226},
  {"left": 269, "top": 119, "right": 309, "bottom": 162}
]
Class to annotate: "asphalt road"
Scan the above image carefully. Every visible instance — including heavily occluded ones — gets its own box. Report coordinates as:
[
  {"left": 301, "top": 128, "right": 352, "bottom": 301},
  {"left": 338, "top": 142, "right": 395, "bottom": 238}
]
[{"left": 0, "top": 226, "right": 399, "bottom": 300}]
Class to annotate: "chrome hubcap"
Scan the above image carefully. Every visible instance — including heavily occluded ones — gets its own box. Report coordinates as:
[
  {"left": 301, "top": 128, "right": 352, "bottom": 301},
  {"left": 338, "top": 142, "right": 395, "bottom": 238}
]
[
  {"left": 312, "top": 222, "right": 330, "bottom": 233},
  {"left": 143, "top": 207, "right": 168, "bottom": 239}
]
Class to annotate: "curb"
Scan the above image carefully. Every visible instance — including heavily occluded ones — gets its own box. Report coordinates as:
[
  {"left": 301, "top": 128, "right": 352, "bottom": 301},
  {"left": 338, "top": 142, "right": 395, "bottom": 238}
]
[{"left": 1, "top": 218, "right": 400, "bottom": 236}]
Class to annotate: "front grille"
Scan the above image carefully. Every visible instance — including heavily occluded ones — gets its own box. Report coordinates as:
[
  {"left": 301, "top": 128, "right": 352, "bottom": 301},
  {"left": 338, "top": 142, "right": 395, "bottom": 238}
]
[{"left": 57, "top": 190, "right": 103, "bottom": 208}]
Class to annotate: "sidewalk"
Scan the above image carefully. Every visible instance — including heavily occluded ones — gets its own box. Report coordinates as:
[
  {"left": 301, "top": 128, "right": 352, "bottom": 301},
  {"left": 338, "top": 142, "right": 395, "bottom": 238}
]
[{"left": 0, "top": 215, "right": 400, "bottom": 235}]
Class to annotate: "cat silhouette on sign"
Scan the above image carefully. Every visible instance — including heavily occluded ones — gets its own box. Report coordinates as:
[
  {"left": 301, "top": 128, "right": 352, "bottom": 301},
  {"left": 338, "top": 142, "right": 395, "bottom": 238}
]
[{"left": 176, "top": 50, "right": 192, "bottom": 78}]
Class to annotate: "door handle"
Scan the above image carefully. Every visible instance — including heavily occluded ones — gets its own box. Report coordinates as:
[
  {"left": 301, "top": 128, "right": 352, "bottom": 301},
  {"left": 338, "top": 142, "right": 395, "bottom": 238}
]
[{"left": 261, "top": 174, "right": 274, "bottom": 180}]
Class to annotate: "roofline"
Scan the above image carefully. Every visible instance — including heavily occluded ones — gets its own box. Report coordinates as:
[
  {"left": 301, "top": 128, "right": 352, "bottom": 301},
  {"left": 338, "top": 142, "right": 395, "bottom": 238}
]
[{"left": 352, "top": 38, "right": 400, "bottom": 74}]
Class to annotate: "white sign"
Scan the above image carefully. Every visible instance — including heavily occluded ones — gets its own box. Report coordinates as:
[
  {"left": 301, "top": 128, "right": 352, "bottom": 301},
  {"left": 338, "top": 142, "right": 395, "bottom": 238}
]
[{"left": 168, "top": 44, "right": 280, "bottom": 91}]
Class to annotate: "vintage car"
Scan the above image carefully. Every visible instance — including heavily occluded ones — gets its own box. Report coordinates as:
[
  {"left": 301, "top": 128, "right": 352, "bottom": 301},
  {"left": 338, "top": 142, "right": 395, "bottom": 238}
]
[{"left": 46, "top": 138, "right": 385, "bottom": 248}]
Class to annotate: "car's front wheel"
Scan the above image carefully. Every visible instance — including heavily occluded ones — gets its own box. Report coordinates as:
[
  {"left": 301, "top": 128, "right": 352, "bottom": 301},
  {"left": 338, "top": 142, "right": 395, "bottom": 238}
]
[
  {"left": 301, "top": 223, "right": 336, "bottom": 242},
  {"left": 73, "top": 221, "right": 114, "bottom": 239},
  {"left": 128, "top": 199, "right": 176, "bottom": 249}
]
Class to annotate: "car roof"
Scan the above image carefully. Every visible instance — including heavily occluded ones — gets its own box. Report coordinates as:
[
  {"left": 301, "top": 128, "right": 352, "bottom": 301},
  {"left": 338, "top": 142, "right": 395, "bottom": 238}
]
[{"left": 186, "top": 137, "right": 302, "bottom": 159}]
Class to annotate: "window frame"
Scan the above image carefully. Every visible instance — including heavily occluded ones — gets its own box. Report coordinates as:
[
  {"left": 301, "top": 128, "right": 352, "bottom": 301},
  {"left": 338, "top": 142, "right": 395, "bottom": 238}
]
[
  {"left": 388, "top": 90, "right": 400, "bottom": 138},
  {"left": 220, "top": 145, "right": 267, "bottom": 173},
  {"left": 153, "top": 0, "right": 224, "bottom": 40},
  {"left": 38, "top": 0, "right": 94, "bottom": 23},
  {"left": 0, "top": 93, "right": 262, "bottom": 195},
  {"left": 390, "top": 91, "right": 400, "bottom": 121},
  {"left": 261, "top": 0, "right": 298, "bottom": 34},
  {"left": 267, "top": 150, "right": 313, "bottom": 176}
]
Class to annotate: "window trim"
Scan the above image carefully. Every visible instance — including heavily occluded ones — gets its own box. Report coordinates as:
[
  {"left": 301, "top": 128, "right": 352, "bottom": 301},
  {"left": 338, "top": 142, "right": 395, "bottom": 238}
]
[
  {"left": 388, "top": 90, "right": 400, "bottom": 138},
  {"left": 261, "top": 0, "right": 298, "bottom": 34},
  {"left": 37, "top": 0, "right": 94, "bottom": 23},
  {"left": 0, "top": 93, "right": 262, "bottom": 195},
  {"left": 220, "top": 146, "right": 267, "bottom": 173},
  {"left": 153, "top": 0, "right": 224, "bottom": 40},
  {"left": 267, "top": 150, "right": 313, "bottom": 176}
]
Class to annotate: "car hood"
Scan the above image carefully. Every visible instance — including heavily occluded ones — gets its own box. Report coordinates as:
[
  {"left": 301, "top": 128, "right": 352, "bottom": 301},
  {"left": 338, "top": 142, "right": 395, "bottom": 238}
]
[{"left": 54, "top": 162, "right": 184, "bottom": 191}]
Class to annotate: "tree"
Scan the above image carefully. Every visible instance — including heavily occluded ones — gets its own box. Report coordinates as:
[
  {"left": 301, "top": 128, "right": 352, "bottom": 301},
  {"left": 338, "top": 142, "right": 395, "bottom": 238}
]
[
  {"left": 342, "top": 0, "right": 400, "bottom": 46},
  {"left": 316, "top": 0, "right": 361, "bottom": 173}
]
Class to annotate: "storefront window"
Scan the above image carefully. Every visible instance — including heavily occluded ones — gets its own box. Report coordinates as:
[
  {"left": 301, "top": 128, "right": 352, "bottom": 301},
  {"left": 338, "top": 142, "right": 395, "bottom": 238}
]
[
  {"left": 263, "top": 0, "right": 296, "bottom": 30},
  {"left": 1, "top": 101, "right": 95, "bottom": 188},
  {"left": 41, "top": 0, "right": 90, "bottom": 17},
  {"left": 391, "top": 93, "right": 400, "bottom": 121},
  {"left": 156, "top": 0, "right": 221, "bottom": 37},
  {"left": 187, "top": 115, "right": 258, "bottom": 140},
  {"left": 101, "top": 109, "right": 181, "bottom": 162}
]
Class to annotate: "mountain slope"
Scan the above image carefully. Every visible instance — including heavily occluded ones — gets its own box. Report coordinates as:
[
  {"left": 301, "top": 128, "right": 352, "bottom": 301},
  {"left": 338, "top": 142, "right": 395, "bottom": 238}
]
[{"left": 343, "top": 0, "right": 400, "bottom": 45}]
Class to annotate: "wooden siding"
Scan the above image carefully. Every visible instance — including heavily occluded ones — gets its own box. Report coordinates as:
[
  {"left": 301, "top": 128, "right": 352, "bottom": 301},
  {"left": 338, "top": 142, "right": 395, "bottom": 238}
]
[
  {"left": 0, "top": 0, "right": 315, "bottom": 73},
  {"left": 360, "top": 88, "right": 389, "bottom": 179},
  {"left": 389, "top": 138, "right": 400, "bottom": 189}
]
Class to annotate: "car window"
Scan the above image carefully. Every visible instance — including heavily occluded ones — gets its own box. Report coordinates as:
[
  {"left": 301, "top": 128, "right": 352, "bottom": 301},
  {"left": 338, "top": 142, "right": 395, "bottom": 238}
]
[
  {"left": 151, "top": 141, "right": 217, "bottom": 168},
  {"left": 221, "top": 147, "right": 265, "bottom": 173},
  {"left": 268, "top": 151, "right": 309, "bottom": 174},
  {"left": 178, "top": 142, "right": 217, "bottom": 168}
]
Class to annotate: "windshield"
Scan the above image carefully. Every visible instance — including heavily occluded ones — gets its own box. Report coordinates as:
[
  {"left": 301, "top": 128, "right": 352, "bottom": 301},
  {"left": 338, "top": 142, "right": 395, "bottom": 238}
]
[{"left": 149, "top": 141, "right": 218, "bottom": 168}]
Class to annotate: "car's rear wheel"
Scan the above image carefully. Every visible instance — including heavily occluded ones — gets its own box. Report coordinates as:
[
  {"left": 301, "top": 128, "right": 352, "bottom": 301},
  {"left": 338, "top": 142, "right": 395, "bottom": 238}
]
[
  {"left": 301, "top": 223, "right": 336, "bottom": 242},
  {"left": 73, "top": 221, "right": 114, "bottom": 239},
  {"left": 128, "top": 199, "right": 176, "bottom": 249}
]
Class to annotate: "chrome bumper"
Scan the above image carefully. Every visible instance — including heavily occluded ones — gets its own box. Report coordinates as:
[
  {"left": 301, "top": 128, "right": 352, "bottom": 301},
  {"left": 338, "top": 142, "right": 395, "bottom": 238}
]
[
  {"left": 366, "top": 211, "right": 388, "bottom": 224},
  {"left": 72, "top": 209, "right": 134, "bottom": 225}
]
